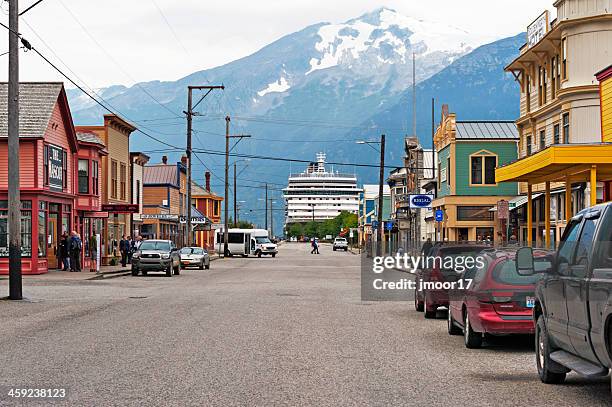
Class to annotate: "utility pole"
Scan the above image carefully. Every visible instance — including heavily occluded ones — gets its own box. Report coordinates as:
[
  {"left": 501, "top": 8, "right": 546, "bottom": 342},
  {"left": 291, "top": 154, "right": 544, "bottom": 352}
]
[
  {"left": 377, "top": 134, "right": 386, "bottom": 256},
  {"left": 223, "top": 116, "right": 250, "bottom": 257},
  {"left": 412, "top": 53, "right": 417, "bottom": 137},
  {"left": 185, "top": 85, "right": 224, "bottom": 247},
  {"left": 264, "top": 183, "right": 268, "bottom": 233},
  {"left": 269, "top": 198, "right": 274, "bottom": 238},
  {"left": 233, "top": 162, "right": 237, "bottom": 227},
  {"left": 8, "top": 0, "right": 22, "bottom": 300}
]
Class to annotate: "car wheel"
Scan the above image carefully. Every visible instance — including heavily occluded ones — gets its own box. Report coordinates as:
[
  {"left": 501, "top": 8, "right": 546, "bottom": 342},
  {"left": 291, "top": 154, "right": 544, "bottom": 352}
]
[
  {"left": 199, "top": 261, "right": 204, "bottom": 270},
  {"left": 344, "top": 248, "right": 348, "bottom": 251},
  {"left": 272, "top": 253, "right": 276, "bottom": 258},
  {"left": 142, "top": 270, "right": 148, "bottom": 276},
  {"left": 536, "top": 315, "right": 568, "bottom": 384},
  {"left": 447, "top": 308, "right": 462, "bottom": 335},
  {"left": 257, "top": 251, "right": 262, "bottom": 258},
  {"left": 131, "top": 267, "right": 138, "bottom": 276},
  {"left": 414, "top": 289, "right": 424, "bottom": 312},
  {"left": 333, "top": 248, "right": 336, "bottom": 251},
  {"left": 166, "top": 265, "right": 172, "bottom": 277},
  {"left": 205, "top": 262, "right": 210, "bottom": 270},
  {"left": 173, "top": 264, "right": 180, "bottom": 275},
  {"left": 424, "top": 294, "right": 436, "bottom": 319},
  {"left": 464, "top": 311, "right": 482, "bottom": 348}
]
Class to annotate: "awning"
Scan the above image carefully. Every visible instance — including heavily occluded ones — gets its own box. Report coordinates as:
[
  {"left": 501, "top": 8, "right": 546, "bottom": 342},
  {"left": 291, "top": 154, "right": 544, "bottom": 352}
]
[{"left": 496, "top": 144, "right": 612, "bottom": 184}]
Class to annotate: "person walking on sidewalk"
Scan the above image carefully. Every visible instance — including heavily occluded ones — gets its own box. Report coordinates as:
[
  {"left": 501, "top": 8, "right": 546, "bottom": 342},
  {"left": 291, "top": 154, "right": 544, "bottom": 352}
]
[
  {"left": 119, "top": 235, "right": 129, "bottom": 267},
  {"left": 310, "top": 238, "right": 317, "bottom": 254},
  {"left": 69, "top": 231, "right": 82, "bottom": 272},
  {"left": 89, "top": 233, "right": 98, "bottom": 273}
]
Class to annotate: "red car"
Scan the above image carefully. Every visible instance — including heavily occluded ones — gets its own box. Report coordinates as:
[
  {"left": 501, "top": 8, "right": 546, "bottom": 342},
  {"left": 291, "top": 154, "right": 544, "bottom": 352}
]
[
  {"left": 414, "top": 243, "right": 488, "bottom": 318},
  {"left": 447, "top": 248, "right": 552, "bottom": 348}
]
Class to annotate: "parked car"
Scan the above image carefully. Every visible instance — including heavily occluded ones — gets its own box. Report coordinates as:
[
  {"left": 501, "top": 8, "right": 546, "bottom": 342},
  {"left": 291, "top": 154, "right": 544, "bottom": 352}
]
[
  {"left": 414, "top": 243, "right": 488, "bottom": 318},
  {"left": 333, "top": 237, "right": 348, "bottom": 251},
  {"left": 131, "top": 239, "right": 181, "bottom": 277},
  {"left": 448, "top": 248, "right": 552, "bottom": 348},
  {"left": 180, "top": 247, "right": 210, "bottom": 270},
  {"left": 516, "top": 202, "right": 612, "bottom": 388}
]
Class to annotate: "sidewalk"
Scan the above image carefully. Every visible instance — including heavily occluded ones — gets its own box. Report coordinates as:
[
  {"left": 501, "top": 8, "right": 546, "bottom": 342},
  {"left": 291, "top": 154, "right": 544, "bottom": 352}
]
[{"left": 24, "top": 264, "right": 132, "bottom": 281}]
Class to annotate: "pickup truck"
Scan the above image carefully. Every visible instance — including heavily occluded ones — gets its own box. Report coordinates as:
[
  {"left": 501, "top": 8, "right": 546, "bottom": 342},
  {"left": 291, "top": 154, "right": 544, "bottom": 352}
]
[{"left": 516, "top": 202, "right": 612, "bottom": 390}]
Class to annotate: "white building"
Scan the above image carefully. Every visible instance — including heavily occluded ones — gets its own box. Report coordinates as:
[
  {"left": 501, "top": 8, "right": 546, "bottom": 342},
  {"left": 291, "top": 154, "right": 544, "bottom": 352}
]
[{"left": 283, "top": 153, "right": 362, "bottom": 224}]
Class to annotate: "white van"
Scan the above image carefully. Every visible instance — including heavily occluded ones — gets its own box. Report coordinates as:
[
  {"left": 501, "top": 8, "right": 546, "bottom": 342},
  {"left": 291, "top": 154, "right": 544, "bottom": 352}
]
[{"left": 216, "top": 229, "right": 278, "bottom": 258}]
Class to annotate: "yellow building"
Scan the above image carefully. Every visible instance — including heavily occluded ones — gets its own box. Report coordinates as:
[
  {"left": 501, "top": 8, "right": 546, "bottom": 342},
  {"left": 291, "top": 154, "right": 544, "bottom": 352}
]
[{"left": 497, "top": 2, "right": 612, "bottom": 246}]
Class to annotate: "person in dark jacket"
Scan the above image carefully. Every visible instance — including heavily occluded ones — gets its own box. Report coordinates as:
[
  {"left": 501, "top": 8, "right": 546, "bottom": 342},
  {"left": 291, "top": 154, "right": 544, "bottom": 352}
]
[
  {"left": 59, "top": 232, "right": 70, "bottom": 271},
  {"left": 69, "top": 231, "right": 82, "bottom": 272},
  {"left": 421, "top": 238, "right": 433, "bottom": 256},
  {"left": 119, "top": 236, "right": 129, "bottom": 267}
]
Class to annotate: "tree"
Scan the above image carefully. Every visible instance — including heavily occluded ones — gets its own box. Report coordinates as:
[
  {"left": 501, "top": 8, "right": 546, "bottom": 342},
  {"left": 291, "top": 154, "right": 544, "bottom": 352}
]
[{"left": 287, "top": 223, "right": 304, "bottom": 238}]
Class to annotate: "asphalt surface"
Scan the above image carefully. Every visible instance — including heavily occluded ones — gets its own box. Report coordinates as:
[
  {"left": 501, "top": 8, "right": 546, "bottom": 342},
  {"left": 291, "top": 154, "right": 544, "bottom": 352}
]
[{"left": 1, "top": 243, "right": 610, "bottom": 406}]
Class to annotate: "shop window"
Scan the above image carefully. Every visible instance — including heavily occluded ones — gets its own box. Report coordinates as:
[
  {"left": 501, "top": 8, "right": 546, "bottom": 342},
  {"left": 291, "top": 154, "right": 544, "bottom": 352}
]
[
  {"left": 470, "top": 153, "right": 497, "bottom": 185},
  {"left": 38, "top": 205, "right": 47, "bottom": 257},
  {"left": 111, "top": 160, "right": 118, "bottom": 199},
  {"left": 562, "top": 113, "right": 570, "bottom": 143},
  {"left": 0, "top": 201, "right": 32, "bottom": 257},
  {"left": 120, "top": 163, "right": 127, "bottom": 201},
  {"left": 92, "top": 161, "right": 99, "bottom": 196},
  {"left": 457, "top": 206, "right": 494, "bottom": 221},
  {"left": 78, "top": 159, "right": 89, "bottom": 194},
  {"left": 553, "top": 124, "right": 560, "bottom": 144}
]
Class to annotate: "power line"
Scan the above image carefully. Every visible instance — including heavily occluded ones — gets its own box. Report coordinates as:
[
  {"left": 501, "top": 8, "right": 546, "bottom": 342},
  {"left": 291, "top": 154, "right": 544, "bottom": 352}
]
[{"left": 150, "top": 0, "right": 193, "bottom": 65}]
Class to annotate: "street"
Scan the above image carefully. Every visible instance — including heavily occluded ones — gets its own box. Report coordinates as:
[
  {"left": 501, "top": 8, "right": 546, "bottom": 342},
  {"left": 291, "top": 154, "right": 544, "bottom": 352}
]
[{"left": 1, "top": 243, "right": 610, "bottom": 406}]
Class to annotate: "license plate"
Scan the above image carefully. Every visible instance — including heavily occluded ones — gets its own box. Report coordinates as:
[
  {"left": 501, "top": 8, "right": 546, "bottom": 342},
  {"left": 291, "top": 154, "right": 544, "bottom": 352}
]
[{"left": 526, "top": 296, "right": 536, "bottom": 308}]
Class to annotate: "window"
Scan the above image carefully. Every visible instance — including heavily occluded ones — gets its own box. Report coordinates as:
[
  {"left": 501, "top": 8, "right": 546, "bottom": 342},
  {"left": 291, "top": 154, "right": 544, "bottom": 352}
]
[
  {"left": 38, "top": 202, "right": 47, "bottom": 257},
  {"left": 525, "top": 75, "right": 531, "bottom": 112},
  {"left": 551, "top": 57, "right": 557, "bottom": 99},
  {"left": 43, "top": 145, "right": 49, "bottom": 185},
  {"left": 111, "top": 160, "right": 118, "bottom": 199},
  {"left": 562, "top": 113, "right": 570, "bottom": 143},
  {"left": 471, "top": 154, "right": 497, "bottom": 185},
  {"left": 553, "top": 124, "right": 560, "bottom": 144},
  {"left": 557, "top": 218, "right": 581, "bottom": 271},
  {"left": 92, "top": 161, "right": 99, "bottom": 195},
  {"left": 120, "top": 163, "right": 127, "bottom": 200},
  {"left": 78, "top": 159, "right": 89, "bottom": 194},
  {"left": 561, "top": 38, "right": 567, "bottom": 80},
  {"left": 457, "top": 206, "right": 494, "bottom": 221},
  {"left": 0, "top": 203, "right": 32, "bottom": 258},
  {"left": 538, "top": 66, "right": 546, "bottom": 106},
  {"left": 526, "top": 135, "right": 532, "bottom": 155},
  {"left": 136, "top": 180, "right": 141, "bottom": 205},
  {"left": 63, "top": 150, "right": 68, "bottom": 189},
  {"left": 539, "top": 130, "right": 546, "bottom": 150},
  {"left": 447, "top": 157, "right": 451, "bottom": 187}
]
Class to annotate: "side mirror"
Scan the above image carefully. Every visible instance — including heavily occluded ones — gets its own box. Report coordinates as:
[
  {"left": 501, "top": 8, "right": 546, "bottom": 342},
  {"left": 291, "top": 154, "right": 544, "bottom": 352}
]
[{"left": 516, "top": 247, "right": 535, "bottom": 276}]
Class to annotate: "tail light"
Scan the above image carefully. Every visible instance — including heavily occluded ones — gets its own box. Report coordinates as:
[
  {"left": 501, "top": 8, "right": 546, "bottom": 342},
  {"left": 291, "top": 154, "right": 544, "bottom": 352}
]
[{"left": 429, "top": 265, "right": 443, "bottom": 282}]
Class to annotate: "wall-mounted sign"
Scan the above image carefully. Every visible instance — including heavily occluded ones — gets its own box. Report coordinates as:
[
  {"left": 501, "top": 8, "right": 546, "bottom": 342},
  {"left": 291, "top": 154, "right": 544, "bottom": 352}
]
[
  {"left": 527, "top": 11, "right": 549, "bottom": 48},
  {"left": 497, "top": 200, "right": 509, "bottom": 220},
  {"left": 102, "top": 204, "right": 139, "bottom": 213},
  {"left": 435, "top": 209, "right": 444, "bottom": 222},
  {"left": 440, "top": 167, "right": 447, "bottom": 183},
  {"left": 141, "top": 214, "right": 179, "bottom": 221},
  {"left": 179, "top": 216, "right": 210, "bottom": 225},
  {"left": 47, "top": 145, "right": 64, "bottom": 192},
  {"left": 409, "top": 194, "right": 434, "bottom": 209}
]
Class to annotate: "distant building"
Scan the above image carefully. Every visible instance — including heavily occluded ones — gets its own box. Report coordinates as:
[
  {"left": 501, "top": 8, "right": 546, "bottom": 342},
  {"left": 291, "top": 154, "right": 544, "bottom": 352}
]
[
  {"left": 283, "top": 153, "right": 362, "bottom": 225},
  {"left": 358, "top": 184, "right": 391, "bottom": 247},
  {"left": 191, "top": 171, "right": 223, "bottom": 251}
]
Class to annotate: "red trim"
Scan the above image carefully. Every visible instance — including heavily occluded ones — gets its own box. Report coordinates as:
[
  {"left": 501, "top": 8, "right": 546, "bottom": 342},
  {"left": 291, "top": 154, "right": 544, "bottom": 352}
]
[{"left": 595, "top": 65, "right": 612, "bottom": 81}]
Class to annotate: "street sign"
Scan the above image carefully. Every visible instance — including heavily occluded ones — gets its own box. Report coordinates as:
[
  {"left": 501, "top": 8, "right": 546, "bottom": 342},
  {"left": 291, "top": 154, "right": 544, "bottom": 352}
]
[
  {"left": 179, "top": 216, "right": 210, "bottom": 225},
  {"left": 372, "top": 221, "right": 379, "bottom": 230},
  {"left": 385, "top": 221, "right": 394, "bottom": 231},
  {"left": 435, "top": 209, "right": 444, "bottom": 222},
  {"left": 497, "top": 200, "right": 509, "bottom": 220},
  {"left": 141, "top": 214, "right": 179, "bottom": 221},
  {"left": 349, "top": 231, "right": 354, "bottom": 238},
  {"left": 409, "top": 194, "right": 434, "bottom": 209}
]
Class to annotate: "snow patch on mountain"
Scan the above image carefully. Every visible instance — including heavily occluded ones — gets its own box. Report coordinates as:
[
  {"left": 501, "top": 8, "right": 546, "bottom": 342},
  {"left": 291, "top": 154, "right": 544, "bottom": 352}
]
[
  {"left": 257, "top": 77, "right": 291, "bottom": 97},
  {"left": 307, "top": 7, "right": 484, "bottom": 75}
]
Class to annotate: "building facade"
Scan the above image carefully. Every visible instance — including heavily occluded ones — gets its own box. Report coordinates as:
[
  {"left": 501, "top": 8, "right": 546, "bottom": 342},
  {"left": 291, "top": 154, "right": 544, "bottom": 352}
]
[
  {"left": 358, "top": 184, "right": 390, "bottom": 247},
  {"left": 192, "top": 171, "right": 223, "bottom": 251},
  {"left": 432, "top": 109, "right": 518, "bottom": 242},
  {"left": 498, "top": 2, "right": 612, "bottom": 246},
  {"left": 283, "top": 153, "right": 362, "bottom": 225},
  {"left": 130, "top": 152, "right": 150, "bottom": 238}
]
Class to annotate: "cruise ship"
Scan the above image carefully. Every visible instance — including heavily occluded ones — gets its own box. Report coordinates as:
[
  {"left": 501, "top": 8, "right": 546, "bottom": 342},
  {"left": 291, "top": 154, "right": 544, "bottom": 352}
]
[{"left": 283, "top": 153, "right": 362, "bottom": 225}]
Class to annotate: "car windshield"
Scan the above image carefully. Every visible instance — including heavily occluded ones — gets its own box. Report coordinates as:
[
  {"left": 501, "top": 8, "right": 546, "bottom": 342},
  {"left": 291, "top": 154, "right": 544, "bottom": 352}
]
[
  {"left": 255, "top": 237, "right": 271, "bottom": 244},
  {"left": 139, "top": 241, "right": 171, "bottom": 251},
  {"left": 492, "top": 258, "right": 551, "bottom": 285},
  {"left": 335, "top": 238, "right": 346, "bottom": 242}
]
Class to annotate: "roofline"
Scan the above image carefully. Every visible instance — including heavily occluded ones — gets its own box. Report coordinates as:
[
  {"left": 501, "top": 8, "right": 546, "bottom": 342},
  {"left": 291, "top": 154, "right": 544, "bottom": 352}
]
[
  {"left": 456, "top": 120, "right": 517, "bottom": 124},
  {"left": 595, "top": 64, "right": 612, "bottom": 81}
]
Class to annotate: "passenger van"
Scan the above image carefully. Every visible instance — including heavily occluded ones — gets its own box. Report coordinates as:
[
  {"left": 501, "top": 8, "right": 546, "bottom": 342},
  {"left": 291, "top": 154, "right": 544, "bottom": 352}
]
[{"left": 216, "top": 229, "right": 278, "bottom": 258}]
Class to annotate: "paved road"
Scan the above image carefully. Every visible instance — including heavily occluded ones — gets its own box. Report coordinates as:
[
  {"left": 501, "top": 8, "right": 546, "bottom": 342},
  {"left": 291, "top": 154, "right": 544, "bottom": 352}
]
[{"left": 1, "top": 243, "right": 610, "bottom": 406}]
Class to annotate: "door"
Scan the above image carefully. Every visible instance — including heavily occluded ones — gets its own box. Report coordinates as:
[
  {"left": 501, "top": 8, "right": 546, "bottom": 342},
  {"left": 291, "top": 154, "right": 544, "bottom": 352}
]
[
  {"left": 545, "top": 217, "right": 581, "bottom": 351},
  {"left": 244, "top": 233, "right": 251, "bottom": 255},
  {"left": 48, "top": 213, "right": 59, "bottom": 269},
  {"left": 566, "top": 213, "right": 600, "bottom": 363}
]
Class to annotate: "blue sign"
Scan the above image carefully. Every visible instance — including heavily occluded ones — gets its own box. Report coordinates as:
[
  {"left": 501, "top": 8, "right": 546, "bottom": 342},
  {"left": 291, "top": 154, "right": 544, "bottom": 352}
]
[
  {"left": 385, "top": 221, "right": 394, "bottom": 231},
  {"left": 409, "top": 194, "right": 434, "bottom": 209},
  {"left": 372, "top": 221, "right": 379, "bottom": 230},
  {"left": 435, "top": 209, "right": 444, "bottom": 222}
]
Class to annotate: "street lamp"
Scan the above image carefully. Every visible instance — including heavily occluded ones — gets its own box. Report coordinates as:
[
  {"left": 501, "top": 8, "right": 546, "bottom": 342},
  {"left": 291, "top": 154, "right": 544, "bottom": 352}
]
[{"left": 357, "top": 135, "right": 386, "bottom": 256}]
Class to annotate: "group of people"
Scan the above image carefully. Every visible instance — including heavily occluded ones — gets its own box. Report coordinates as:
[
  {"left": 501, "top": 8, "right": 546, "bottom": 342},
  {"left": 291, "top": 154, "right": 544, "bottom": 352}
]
[
  {"left": 58, "top": 231, "right": 84, "bottom": 272},
  {"left": 119, "top": 235, "right": 143, "bottom": 267}
]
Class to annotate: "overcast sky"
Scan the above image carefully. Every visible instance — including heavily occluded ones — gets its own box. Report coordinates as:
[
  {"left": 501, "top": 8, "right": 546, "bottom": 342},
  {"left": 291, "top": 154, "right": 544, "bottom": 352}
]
[{"left": 0, "top": 0, "right": 553, "bottom": 88}]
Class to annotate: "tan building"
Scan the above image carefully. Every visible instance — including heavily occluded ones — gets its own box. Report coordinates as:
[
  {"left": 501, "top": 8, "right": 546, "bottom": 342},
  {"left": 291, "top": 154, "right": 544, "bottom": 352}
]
[
  {"left": 130, "top": 152, "right": 150, "bottom": 237},
  {"left": 497, "top": 1, "right": 612, "bottom": 246},
  {"left": 77, "top": 114, "right": 136, "bottom": 264}
]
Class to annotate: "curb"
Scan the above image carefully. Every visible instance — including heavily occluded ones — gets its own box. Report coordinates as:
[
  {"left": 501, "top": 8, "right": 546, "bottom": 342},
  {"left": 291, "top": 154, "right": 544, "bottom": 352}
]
[{"left": 88, "top": 270, "right": 132, "bottom": 280}]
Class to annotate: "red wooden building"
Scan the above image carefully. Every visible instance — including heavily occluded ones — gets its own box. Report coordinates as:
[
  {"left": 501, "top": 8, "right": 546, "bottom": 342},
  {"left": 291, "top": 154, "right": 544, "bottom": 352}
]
[{"left": 0, "top": 82, "right": 106, "bottom": 274}]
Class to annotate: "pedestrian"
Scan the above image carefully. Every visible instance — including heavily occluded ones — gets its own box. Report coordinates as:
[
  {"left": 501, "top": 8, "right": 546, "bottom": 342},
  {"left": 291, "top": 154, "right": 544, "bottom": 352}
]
[
  {"left": 128, "top": 236, "right": 137, "bottom": 264},
  {"left": 89, "top": 233, "right": 98, "bottom": 273},
  {"left": 421, "top": 237, "right": 433, "bottom": 256},
  {"left": 69, "top": 231, "right": 82, "bottom": 272},
  {"left": 135, "top": 235, "right": 143, "bottom": 250},
  {"left": 59, "top": 232, "right": 70, "bottom": 271},
  {"left": 314, "top": 238, "right": 320, "bottom": 254},
  {"left": 119, "top": 235, "right": 129, "bottom": 267},
  {"left": 310, "top": 238, "right": 316, "bottom": 254}
]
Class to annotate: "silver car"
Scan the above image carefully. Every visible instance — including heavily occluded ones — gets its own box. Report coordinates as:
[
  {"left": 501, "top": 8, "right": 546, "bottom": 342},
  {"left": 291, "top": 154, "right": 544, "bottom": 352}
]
[
  {"left": 180, "top": 247, "right": 210, "bottom": 270},
  {"left": 131, "top": 240, "right": 181, "bottom": 277}
]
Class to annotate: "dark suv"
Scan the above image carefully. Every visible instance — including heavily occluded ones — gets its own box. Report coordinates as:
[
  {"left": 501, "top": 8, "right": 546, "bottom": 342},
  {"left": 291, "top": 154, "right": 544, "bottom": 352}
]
[
  {"left": 131, "top": 239, "right": 181, "bottom": 277},
  {"left": 517, "top": 202, "right": 612, "bottom": 389}
]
